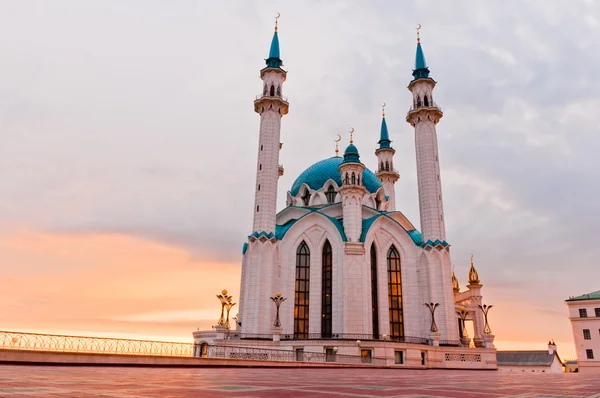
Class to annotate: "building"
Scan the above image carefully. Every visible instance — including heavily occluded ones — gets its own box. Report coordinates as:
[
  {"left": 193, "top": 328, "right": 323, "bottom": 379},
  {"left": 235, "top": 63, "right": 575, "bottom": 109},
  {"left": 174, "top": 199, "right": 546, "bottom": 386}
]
[
  {"left": 566, "top": 290, "right": 600, "bottom": 374},
  {"left": 564, "top": 359, "right": 578, "bottom": 373},
  {"left": 194, "top": 21, "right": 497, "bottom": 369},
  {"left": 497, "top": 341, "right": 564, "bottom": 373}
]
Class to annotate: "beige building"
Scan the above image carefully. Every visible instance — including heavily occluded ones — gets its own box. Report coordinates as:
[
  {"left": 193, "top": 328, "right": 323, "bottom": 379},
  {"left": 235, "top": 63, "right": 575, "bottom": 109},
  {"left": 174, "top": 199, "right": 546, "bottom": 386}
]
[{"left": 566, "top": 290, "right": 600, "bottom": 374}]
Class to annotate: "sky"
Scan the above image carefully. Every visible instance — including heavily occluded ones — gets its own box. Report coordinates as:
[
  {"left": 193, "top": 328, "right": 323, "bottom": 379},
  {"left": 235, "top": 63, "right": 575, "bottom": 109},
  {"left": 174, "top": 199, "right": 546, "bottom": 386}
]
[{"left": 1, "top": 0, "right": 599, "bottom": 359}]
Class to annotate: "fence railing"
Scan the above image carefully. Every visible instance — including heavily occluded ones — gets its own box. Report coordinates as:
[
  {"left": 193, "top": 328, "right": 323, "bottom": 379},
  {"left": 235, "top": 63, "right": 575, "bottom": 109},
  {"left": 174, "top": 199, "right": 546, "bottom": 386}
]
[
  {"left": 200, "top": 345, "right": 386, "bottom": 366},
  {"left": 0, "top": 330, "right": 194, "bottom": 357},
  {"left": 239, "top": 332, "right": 432, "bottom": 345}
]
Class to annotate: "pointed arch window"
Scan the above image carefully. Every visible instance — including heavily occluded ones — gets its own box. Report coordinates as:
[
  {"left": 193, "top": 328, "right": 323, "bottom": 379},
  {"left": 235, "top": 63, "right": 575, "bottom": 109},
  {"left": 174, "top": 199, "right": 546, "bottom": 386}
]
[
  {"left": 387, "top": 245, "right": 404, "bottom": 340},
  {"left": 351, "top": 172, "right": 356, "bottom": 185},
  {"left": 385, "top": 161, "right": 389, "bottom": 171},
  {"left": 276, "top": 86, "right": 281, "bottom": 96},
  {"left": 270, "top": 85, "right": 275, "bottom": 96},
  {"left": 424, "top": 95, "right": 429, "bottom": 107},
  {"left": 321, "top": 241, "right": 332, "bottom": 338},
  {"left": 263, "top": 85, "right": 267, "bottom": 96},
  {"left": 301, "top": 190, "right": 311, "bottom": 206},
  {"left": 326, "top": 186, "right": 336, "bottom": 204},
  {"left": 357, "top": 175, "right": 360, "bottom": 185},
  {"left": 344, "top": 173, "right": 349, "bottom": 185},
  {"left": 417, "top": 96, "right": 422, "bottom": 108},
  {"left": 380, "top": 162, "right": 384, "bottom": 172},
  {"left": 294, "top": 242, "right": 310, "bottom": 339},
  {"left": 370, "top": 244, "right": 379, "bottom": 339}
]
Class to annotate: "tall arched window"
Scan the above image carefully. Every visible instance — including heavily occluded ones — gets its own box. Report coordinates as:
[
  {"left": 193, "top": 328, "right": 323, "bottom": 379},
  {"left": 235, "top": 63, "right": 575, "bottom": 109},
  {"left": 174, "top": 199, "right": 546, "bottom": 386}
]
[
  {"left": 417, "top": 96, "right": 422, "bottom": 108},
  {"left": 370, "top": 244, "right": 379, "bottom": 339},
  {"left": 326, "top": 186, "right": 336, "bottom": 204},
  {"left": 387, "top": 245, "right": 404, "bottom": 340},
  {"left": 294, "top": 241, "right": 310, "bottom": 338},
  {"left": 357, "top": 175, "right": 360, "bottom": 185},
  {"left": 424, "top": 95, "right": 429, "bottom": 106},
  {"left": 351, "top": 172, "right": 356, "bottom": 184},
  {"left": 301, "top": 190, "right": 311, "bottom": 206},
  {"left": 344, "top": 173, "right": 349, "bottom": 185},
  {"left": 385, "top": 161, "right": 389, "bottom": 171},
  {"left": 276, "top": 86, "right": 281, "bottom": 96},
  {"left": 380, "top": 162, "right": 384, "bottom": 171},
  {"left": 270, "top": 85, "right": 275, "bottom": 96},
  {"left": 263, "top": 85, "right": 267, "bottom": 96},
  {"left": 321, "top": 240, "right": 332, "bottom": 338}
]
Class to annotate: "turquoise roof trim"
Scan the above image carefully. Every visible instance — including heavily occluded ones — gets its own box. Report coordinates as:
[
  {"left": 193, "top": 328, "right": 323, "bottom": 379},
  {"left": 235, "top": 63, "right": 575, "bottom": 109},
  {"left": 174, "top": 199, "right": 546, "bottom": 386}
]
[
  {"left": 412, "top": 43, "right": 430, "bottom": 80},
  {"left": 360, "top": 211, "right": 449, "bottom": 248},
  {"left": 566, "top": 290, "right": 600, "bottom": 302},
  {"left": 249, "top": 231, "right": 275, "bottom": 240},
  {"left": 290, "top": 157, "right": 382, "bottom": 196},
  {"left": 242, "top": 242, "right": 248, "bottom": 255},
  {"left": 266, "top": 32, "right": 282, "bottom": 68},
  {"left": 378, "top": 118, "right": 391, "bottom": 149},
  {"left": 274, "top": 207, "right": 347, "bottom": 242}
]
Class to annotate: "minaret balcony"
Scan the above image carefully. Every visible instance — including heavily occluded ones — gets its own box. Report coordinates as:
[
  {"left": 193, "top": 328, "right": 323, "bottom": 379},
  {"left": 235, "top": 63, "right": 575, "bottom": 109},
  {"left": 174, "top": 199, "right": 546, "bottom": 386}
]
[
  {"left": 406, "top": 103, "right": 443, "bottom": 124},
  {"left": 408, "top": 101, "right": 442, "bottom": 113},
  {"left": 254, "top": 94, "right": 289, "bottom": 114}
]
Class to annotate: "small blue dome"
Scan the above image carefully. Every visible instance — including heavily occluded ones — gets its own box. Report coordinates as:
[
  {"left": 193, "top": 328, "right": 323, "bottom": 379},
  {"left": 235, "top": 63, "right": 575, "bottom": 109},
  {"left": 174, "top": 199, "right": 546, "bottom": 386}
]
[
  {"left": 290, "top": 157, "right": 382, "bottom": 196},
  {"left": 342, "top": 143, "right": 361, "bottom": 164},
  {"left": 344, "top": 143, "right": 358, "bottom": 155}
]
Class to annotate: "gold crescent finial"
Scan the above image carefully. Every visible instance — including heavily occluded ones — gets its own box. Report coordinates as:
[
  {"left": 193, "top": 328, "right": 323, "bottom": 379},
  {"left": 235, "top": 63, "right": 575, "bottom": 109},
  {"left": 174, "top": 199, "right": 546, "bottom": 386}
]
[
  {"left": 335, "top": 134, "right": 341, "bottom": 156},
  {"left": 416, "top": 23, "right": 421, "bottom": 44},
  {"left": 349, "top": 127, "right": 355, "bottom": 144},
  {"left": 275, "top": 12, "right": 281, "bottom": 32},
  {"left": 382, "top": 102, "right": 386, "bottom": 118}
]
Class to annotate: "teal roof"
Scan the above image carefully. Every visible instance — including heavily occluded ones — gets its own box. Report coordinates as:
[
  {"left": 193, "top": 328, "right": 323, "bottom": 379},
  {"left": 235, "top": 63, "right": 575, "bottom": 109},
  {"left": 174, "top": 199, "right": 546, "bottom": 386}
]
[
  {"left": 360, "top": 212, "right": 449, "bottom": 248},
  {"left": 566, "top": 290, "right": 600, "bottom": 302},
  {"left": 273, "top": 206, "right": 347, "bottom": 242},
  {"left": 342, "top": 143, "right": 361, "bottom": 164},
  {"left": 378, "top": 117, "right": 391, "bottom": 149},
  {"left": 290, "top": 157, "right": 382, "bottom": 196},
  {"left": 266, "top": 31, "right": 282, "bottom": 68},
  {"left": 412, "top": 43, "right": 430, "bottom": 80}
]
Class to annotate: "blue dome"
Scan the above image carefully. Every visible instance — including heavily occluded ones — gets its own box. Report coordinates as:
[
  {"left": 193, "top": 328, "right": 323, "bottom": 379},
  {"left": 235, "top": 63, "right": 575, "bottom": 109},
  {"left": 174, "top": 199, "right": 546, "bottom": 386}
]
[
  {"left": 290, "top": 157, "right": 382, "bottom": 196},
  {"left": 344, "top": 143, "right": 358, "bottom": 155}
]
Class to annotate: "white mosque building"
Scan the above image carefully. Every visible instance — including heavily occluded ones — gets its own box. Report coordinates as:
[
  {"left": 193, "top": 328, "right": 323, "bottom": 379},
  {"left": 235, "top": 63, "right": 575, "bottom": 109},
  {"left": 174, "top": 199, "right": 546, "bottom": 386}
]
[{"left": 194, "top": 21, "right": 497, "bottom": 369}]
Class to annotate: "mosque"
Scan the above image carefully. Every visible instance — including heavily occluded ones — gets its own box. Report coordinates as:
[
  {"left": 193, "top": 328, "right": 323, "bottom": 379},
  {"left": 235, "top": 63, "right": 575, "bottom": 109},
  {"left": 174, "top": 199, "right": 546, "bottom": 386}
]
[{"left": 194, "top": 20, "right": 497, "bottom": 369}]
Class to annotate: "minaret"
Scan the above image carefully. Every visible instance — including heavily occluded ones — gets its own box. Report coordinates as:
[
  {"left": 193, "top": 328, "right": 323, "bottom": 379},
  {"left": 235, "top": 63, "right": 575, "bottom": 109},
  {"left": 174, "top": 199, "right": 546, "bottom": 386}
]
[
  {"left": 375, "top": 103, "right": 400, "bottom": 211},
  {"left": 239, "top": 17, "right": 289, "bottom": 336},
  {"left": 338, "top": 129, "right": 365, "bottom": 243},
  {"left": 252, "top": 16, "right": 289, "bottom": 234},
  {"left": 405, "top": 28, "right": 445, "bottom": 242}
]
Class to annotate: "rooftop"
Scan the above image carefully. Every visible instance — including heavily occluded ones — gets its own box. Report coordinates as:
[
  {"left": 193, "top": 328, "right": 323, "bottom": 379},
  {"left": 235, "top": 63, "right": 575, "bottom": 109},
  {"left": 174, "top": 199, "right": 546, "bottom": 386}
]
[
  {"left": 566, "top": 289, "right": 600, "bottom": 302},
  {"left": 496, "top": 351, "right": 561, "bottom": 367}
]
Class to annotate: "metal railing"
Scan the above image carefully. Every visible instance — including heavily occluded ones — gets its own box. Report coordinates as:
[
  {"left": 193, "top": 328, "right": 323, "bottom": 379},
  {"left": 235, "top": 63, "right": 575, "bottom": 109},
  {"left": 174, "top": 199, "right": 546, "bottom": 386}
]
[
  {"left": 255, "top": 93, "right": 288, "bottom": 102},
  {"left": 201, "top": 345, "right": 386, "bottom": 366},
  {"left": 0, "top": 330, "right": 194, "bottom": 357},
  {"left": 239, "top": 332, "right": 431, "bottom": 345},
  {"left": 408, "top": 101, "right": 442, "bottom": 112}
]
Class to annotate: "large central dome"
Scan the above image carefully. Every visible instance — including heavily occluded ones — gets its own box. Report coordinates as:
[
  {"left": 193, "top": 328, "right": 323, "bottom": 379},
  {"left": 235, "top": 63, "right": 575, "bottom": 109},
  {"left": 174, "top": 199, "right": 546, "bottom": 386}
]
[{"left": 290, "top": 157, "right": 382, "bottom": 196}]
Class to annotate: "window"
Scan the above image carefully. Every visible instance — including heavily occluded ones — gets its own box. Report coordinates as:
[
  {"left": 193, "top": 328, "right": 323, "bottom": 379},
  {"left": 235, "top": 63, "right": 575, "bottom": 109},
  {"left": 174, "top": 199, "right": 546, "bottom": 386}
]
[
  {"left": 387, "top": 245, "right": 404, "bottom": 340},
  {"left": 263, "top": 85, "right": 267, "bottom": 96},
  {"left": 580, "top": 308, "right": 588, "bottom": 318},
  {"left": 370, "top": 244, "right": 379, "bottom": 339},
  {"left": 199, "top": 343, "right": 208, "bottom": 358},
  {"left": 351, "top": 172, "right": 356, "bottom": 184},
  {"left": 321, "top": 241, "right": 332, "bottom": 338},
  {"left": 586, "top": 349, "right": 594, "bottom": 359},
  {"left": 260, "top": 145, "right": 263, "bottom": 151},
  {"left": 375, "top": 197, "right": 381, "bottom": 210},
  {"left": 344, "top": 173, "right": 349, "bottom": 185},
  {"left": 584, "top": 329, "right": 591, "bottom": 340},
  {"left": 256, "top": 205, "right": 259, "bottom": 212},
  {"left": 270, "top": 85, "right": 275, "bottom": 96},
  {"left": 595, "top": 308, "right": 600, "bottom": 317},
  {"left": 394, "top": 351, "right": 404, "bottom": 364},
  {"left": 259, "top": 164, "right": 262, "bottom": 170},
  {"left": 421, "top": 351, "right": 426, "bottom": 365},
  {"left": 326, "top": 186, "right": 336, "bottom": 204},
  {"left": 424, "top": 95, "right": 429, "bottom": 106},
  {"left": 385, "top": 161, "right": 389, "bottom": 171},
  {"left": 357, "top": 175, "right": 360, "bottom": 185},
  {"left": 380, "top": 161, "right": 384, "bottom": 171},
  {"left": 258, "top": 184, "right": 260, "bottom": 191},
  {"left": 360, "top": 349, "right": 372, "bottom": 364},
  {"left": 295, "top": 348, "right": 304, "bottom": 361},
  {"left": 301, "top": 190, "right": 311, "bottom": 206},
  {"left": 276, "top": 86, "right": 281, "bottom": 96},
  {"left": 417, "top": 97, "right": 422, "bottom": 107},
  {"left": 294, "top": 242, "right": 310, "bottom": 339}
]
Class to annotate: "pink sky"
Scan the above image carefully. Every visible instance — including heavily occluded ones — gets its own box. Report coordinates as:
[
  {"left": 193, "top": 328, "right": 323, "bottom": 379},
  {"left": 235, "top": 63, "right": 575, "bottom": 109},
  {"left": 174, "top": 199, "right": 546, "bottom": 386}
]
[{"left": 0, "top": 230, "right": 577, "bottom": 359}]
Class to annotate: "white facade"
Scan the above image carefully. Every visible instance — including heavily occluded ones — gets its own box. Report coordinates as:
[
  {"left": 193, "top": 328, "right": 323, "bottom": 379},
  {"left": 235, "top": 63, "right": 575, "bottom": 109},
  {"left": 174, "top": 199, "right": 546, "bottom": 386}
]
[
  {"left": 195, "top": 26, "right": 497, "bottom": 370},
  {"left": 566, "top": 291, "right": 600, "bottom": 374}
]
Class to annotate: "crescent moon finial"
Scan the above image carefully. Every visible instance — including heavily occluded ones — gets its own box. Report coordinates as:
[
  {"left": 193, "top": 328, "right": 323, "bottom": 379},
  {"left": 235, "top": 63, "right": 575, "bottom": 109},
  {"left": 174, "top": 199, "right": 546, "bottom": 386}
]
[
  {"left": 335, "top": 134, "right": 341, "bottom": 156},
  {"left": 275, "top": 12, "right": 281, "bottom": 32},
  {"left": 382, "top": 102, "right": 386, "bottom": 118},
  {"left": 416, "top": 24, "right": 421, "bottom": 44},
  {"left": 349, "top": 127, "right": 355, "bottom": 144},
  {"left": 335, "top": 134, "right": 341, "bottom": 142}
]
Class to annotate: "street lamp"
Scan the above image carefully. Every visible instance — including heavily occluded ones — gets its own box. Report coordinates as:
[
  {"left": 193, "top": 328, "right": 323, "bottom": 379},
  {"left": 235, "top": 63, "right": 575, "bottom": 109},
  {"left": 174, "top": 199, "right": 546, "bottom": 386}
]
[
  {"left": 270, "top": 292, "right": 287, "bottom": 327},
  {"left": 216, "top": 289, "right": 234, "bottom": 327},
  {"left": 478, "top": 304, "right": 493, "bottom": 334},
  {"left": 424, "top": 302, "right": 440, "bottom": 333}
]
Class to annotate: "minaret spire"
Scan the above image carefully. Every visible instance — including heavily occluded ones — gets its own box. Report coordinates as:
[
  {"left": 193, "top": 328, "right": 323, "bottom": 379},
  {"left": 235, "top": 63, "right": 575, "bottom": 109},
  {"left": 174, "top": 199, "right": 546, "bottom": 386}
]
[{"left": 375, "top": 102, "right": 399, "bottom": 211}]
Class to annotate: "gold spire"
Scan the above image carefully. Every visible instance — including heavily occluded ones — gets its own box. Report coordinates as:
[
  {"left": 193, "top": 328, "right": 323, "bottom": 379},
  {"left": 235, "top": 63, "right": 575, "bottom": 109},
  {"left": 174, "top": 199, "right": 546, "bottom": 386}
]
[
  {"left": 468, "top": 254, "right": 480, "bottom": 285},
  {"left": 452, "top": 265, "right": 460, "bottom": 293},
  {"left": 275, "top": 12, "right": 280, "bottom": 32},
  {"left": 416, "top": 23, "right": 421, "bottom": 44},
  {"left": 335, "top": 134, "right": 341, "bottom": 157},
  {"left": 382, "top": 101, "right": 386, "bottom": 118},
  {"left": 349, "top": 127, "right": 355, "bottom": 144}
]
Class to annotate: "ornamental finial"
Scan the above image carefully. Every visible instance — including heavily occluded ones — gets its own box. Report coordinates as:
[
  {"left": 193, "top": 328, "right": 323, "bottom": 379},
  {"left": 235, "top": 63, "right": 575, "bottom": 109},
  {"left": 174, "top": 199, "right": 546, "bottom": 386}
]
[
  {"left": 275, "top": 12, "right": 280, "bottom": 32},
  {"left": 452, "top": 265, "right": 460, "bottom": 293},
  {"left": 468, "top": 254, "right": 480, "bottom": 285},
  {"left": 382, "top": 102, "right": 386, "bottom": 118},
  {"left": 416, "top": 23, "right": 421, "bottom": 44},
  {"left": 349, "top": 127, "right": 354, "bottom": 144},
  {"left": 335, "top": 134, "right": 341, "bottom": 157}
]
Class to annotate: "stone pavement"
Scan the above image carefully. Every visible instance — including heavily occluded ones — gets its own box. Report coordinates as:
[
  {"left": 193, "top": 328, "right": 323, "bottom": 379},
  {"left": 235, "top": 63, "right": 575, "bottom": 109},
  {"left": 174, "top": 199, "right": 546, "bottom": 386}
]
[{"left": 0, "top": 366, "right": 599, "bottom": 397}]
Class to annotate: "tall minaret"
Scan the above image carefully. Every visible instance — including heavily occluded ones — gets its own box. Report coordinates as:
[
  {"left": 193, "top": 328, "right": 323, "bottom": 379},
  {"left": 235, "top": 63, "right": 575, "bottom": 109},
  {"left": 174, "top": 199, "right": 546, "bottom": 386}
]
[
  {"left": 239, "top": 17, "right": 289, "bottom": 336},
  {"left": 405, "top": 28, "right": 445, "bottom": 242},
  {"left": 252, "top": 16, "right": 289, "bottom": 234},
  {"left": 375, "top": 104, "right": 400, "bottom": 211},
  {"left": 338, "top": 130, "right": 365, "bottom": 243}
]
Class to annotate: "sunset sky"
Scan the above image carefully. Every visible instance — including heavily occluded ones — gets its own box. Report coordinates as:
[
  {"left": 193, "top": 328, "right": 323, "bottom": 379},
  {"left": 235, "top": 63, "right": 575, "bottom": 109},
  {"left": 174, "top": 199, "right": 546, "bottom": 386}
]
[{"left": 1, "top": 1, "right": 600, "bottom": 359}]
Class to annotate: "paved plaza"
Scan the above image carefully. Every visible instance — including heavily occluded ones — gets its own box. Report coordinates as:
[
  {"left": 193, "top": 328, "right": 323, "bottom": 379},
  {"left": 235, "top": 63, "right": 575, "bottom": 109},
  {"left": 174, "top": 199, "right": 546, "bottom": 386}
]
[{"left": 0, "top": 366, "right": 599, "bottom": 397}]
